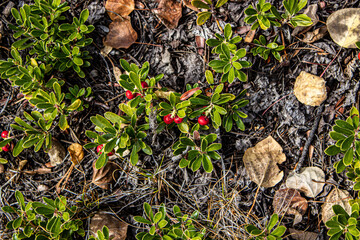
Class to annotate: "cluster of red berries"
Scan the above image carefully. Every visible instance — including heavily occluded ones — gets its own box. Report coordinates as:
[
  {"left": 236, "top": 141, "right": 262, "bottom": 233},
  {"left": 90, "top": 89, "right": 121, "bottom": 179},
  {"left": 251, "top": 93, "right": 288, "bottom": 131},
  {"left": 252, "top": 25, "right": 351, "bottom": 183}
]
[
  {"left": 163, "top": 114, "right": 183, "bottom": 124},
  {"left": 1, "top": 131, "right": 10, "bottom": 152},
  {"left": 125, "top": 82, "right": 148, "bottom": 100},
  {"left": 96, "top": 144, "right": 114, "bottom": 156},
  {"left": 163, "top": 114, "right": 209, "bottom": 126}
]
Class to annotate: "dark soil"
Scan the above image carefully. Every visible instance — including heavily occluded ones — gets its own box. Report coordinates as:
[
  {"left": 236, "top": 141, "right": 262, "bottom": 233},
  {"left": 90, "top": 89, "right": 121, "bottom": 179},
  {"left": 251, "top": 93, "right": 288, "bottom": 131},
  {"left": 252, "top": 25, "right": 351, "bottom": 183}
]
[{"left": 1, "top": 0, "right": 360, "bottom": 239}]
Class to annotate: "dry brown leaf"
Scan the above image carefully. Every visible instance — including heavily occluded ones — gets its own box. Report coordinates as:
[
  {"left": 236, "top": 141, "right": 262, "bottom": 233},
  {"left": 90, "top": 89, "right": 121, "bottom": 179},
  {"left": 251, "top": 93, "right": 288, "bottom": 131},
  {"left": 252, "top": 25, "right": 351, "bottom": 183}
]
[
  {"left": 154, "top": 90, "right": 175, "bottom": 99},
  {"left": 23, "top": 166, "right": 52, "bottom": 175},
  {"left": 105, "top": 0, "right": 135, "bottom": 20},
  {"left": 294, "top": 71, "right": 327, "bottom": 106},
  {"left": 286, "top": 167, "right": 325, "bottom": 198},
  {"left": 243, "top": 136, "right": 286, "bottom": 188},
  {"left": 153, "top": 0, "right": 182, "bottom": 29},
  {"left": 113, "top": 67, "right": 122, "bottom": 84},
  {"left": 245, "top": 29, "right": 256, "bottom": 43},
  {"left": 18, "top": 160, "right": 28, "bottom": 171},
  {"left": 289, "top": 229, "right": 318, "bottom": 240},
  {"left": 104, "top": 17, "right": 137, "bottom": 49},
  {"left": 68, "top": 143, "right": 84, "bottom": 165},
  {"left": 292, "top": 4, "right": 319, "bottom": 36},
  {"left": 321, "top": 188, "right": 352, "bottom": 223},
  {"left": 273, "top": 188, "right": 308, "bottom": 225},
  {"left": 92, "top": 161, "right": 120, "bottom": 190},
  {"left": 48, "top": 139, "right": 66, "bottom": 166},
  {"left": 90, "top": 212, "right": 128, "bottom": 240},
  {"left": 302, "top": 26, "right": 328, "bottom": 44},
  {"left": 195, "top": 36, "right": 205, "bottom": 56},
  {"left": 327, "top": 8, "right": 360, "bottom": 48}
]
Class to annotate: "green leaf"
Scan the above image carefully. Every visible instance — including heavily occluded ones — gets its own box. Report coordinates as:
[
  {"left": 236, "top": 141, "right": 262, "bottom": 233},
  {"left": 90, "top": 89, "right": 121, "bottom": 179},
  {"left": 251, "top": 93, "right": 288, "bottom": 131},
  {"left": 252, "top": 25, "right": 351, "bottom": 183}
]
[
  {"left": 12, "top": 217, "right": 22, "bottom": 229},
  {"left": 180, "top": 137, "right": 196, "bottom": 147},
  {"left": 153, "top": 212, "right": 162, "bottom": 224},
  {"left": 144, "top": 202, "right": 153, "bottom": 221},
  {"left": 179, "top": 158, "right": 189, "bottom": 168},
  {"left": 59, "top": 115, "right": 69, "bottom": 130},
  {"left": 13, "top": 139, "right": 25, "bottom": 157},
  {"left": 223, "top": 23, "right": 232, "bottom": 40},
  {"left": 202, "top": 154, "right": 213, "bottom": 173},
  {"left": 215, "top": 0, "right": 228, "bottom": 8},
  {"left": 325, "top": 145, "right": 341, "bottom": 156},
  {"left": 196, "top": 12, "right": 212, "bottom": 25},
  {"left": 134, "top": 216, "right": 152, "bottom": 224},
  {"left": 267, "top": 214, "right": 278, "bottom": 231},
  {"left": 271, "top": 225, "right": 286, "bottom": 237},
  {"left": 191, "top": 0, "right": 210, "bottom": 9},
  {"left": 79, "top": 9, "right": 89, "bottom": 24},
  {"left": 130, "top": 146, "right": 139, "bottom": 165},
  {"left": 335, "top": 120, "right": 354, "bottom": 130},
  {"left": 158, "top": 219, "right": 168, "bottom": 228},
  {"left": 95, "top": 153, "right": 108, "bottom": 169},
  {"left": 206, "top": 143, "right": 221, "bottom": 152},
  {"left": 341, "top": 135, "right": 354, "bottom": 151},
  {"left": 66, "top": 99, "right": 82, "bottom": 111},
  {"left": 343, "top": 147, "right": 354, "bottom": 166},
  {"left": 15, "top": 191, "right": 25, "bottom": 211}
]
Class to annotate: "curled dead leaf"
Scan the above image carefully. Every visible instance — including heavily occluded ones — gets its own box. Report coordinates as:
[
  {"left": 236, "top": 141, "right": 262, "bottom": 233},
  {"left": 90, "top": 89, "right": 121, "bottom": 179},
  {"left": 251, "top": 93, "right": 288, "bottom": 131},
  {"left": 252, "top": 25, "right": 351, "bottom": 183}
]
[
  {"left": 113, "top": 67, "right": 122, "bottom": 84},
  {"left": 92, "top": 161, "right": 120, "bottom": 190},
  {"left": 302, "top": 26, "right": 328, "bottom": 44},
  {"left": 273, "top": 188, "right": 308, "bottom": 225},
  {"left": 294, "top": 71, "right": 327, "bottom": 106},
  {"left": 105, "top": 0, "right": 135, "bottom": 20},
  {"left": 327, "top": 8, "right": 360, "bottom": 48},
  {"left": 48, "top": 139, "right": 66, "bottom": 166},
  {"left": 153, "top": 0, "right": 182, "bottom": 29},
  {"left": 104, "top": 17, "right": 137, "bottom": 49},
  {"left": 286, "top": 167, "right": 325, "bottom": 198},
  {"left": 321, "top": 188, "right": 352, "bottom": 223},
  {"left": 183, "top": 0, "right": 199, "bottom": 12},
  {"left": 180, "top": 87, "right": 201, "bottom": 100},
  {"left": 243, "top": 136, "right": 286, "bottom": 188},
  {"left": 90, "top": 212, "right": 128, "bottom": 240},
  {"left": 68, "top": 143, "right": 84, "bottom": 165}
]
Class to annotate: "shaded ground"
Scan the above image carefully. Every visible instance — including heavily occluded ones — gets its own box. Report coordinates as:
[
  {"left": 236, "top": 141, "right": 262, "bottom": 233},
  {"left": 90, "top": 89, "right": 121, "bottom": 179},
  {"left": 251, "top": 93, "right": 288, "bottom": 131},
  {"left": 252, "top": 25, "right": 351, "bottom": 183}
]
[{"left": 1, "top": 0, "right": 360, "bottom": 239}]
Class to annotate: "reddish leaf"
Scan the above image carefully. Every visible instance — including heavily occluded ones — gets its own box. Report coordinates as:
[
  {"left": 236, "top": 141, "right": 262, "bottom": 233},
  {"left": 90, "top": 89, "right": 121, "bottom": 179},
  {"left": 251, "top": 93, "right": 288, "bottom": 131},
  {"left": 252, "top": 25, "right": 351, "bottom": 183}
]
[{"left": 180, "top": 87, "right": 200, "bottom": 100}]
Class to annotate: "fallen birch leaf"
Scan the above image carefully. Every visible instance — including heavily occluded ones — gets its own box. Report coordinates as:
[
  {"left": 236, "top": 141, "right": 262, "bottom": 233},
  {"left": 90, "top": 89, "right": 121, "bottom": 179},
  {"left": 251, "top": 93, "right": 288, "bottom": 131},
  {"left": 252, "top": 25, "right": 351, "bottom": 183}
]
[
  {"left": 294, "top": 71, "right": 327, "bottom": 106},
  {"left": 289, "top": 229, "right": 318, "bottom": 240},
  {"left": 286, "top": 167, "right": 325, "bottom": 198},
  {"left": 153, "top": 0, "right": 182, "bottom": 29},
  {"left": 243, "top": 136, "right": 286, "bottom": 188},
  {"left": 321, "top": 188, "right": 352, "bottom": 223},
  {"left": 90, "top": 212, "right": 128, "bottom": 240},
  {"left": 245, "top": 29, "right": 256, "bottom": 43},
  {"left": 104, "top": 17, "right": 137, "bottom": 49},
  {"left": 273, "top": 188, "right": 308, "bottom": 225},
  {"left": 68, "top": 143, "right": 84, "bottom": 165},
  {"left": 105, "top": 0, "right": 135, "bottom": 20},
  {"left": 48, "top": 139, "right": 66, "bottom": 166},
  {"left": 92, "top": 161, "right": 120, "bottom": 190},
  {"left": 327, "top": 8, "right": 360, "bottom": 48}
]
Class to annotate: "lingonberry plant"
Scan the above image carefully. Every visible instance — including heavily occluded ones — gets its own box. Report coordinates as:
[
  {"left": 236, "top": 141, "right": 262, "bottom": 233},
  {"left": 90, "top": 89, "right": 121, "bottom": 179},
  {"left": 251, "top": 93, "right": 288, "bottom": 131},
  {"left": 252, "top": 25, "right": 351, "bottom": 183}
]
[
  {"left": 191, "top": 0, "right": 229, "bottom": 25},
  {"left": 245, "top": 214, "right": 286, "bottom": 240},
  {"left": 325, "top": 107, "right": 360, "bottom": 190},
  {"left": 0, "top": 0, "right": 93, "bottom": 158},
  {"left": 250, "top": 35, "right": 285, "bottom": 61},
  {"left": 244, "top": 0, "right": 312, "bottom": 30},
  {"left": 2, "top": 191, "right": 85, "bottom": 239},
  {"left": 325, "top": 203, "right": 360, "bottom": 240},
  {"left": 85, "top": 58, "right": 248, "bottom": 172},
  {"left": 206, "top": 24, "right": 252, "bottom": 83},
  {"left": 134, "top": 202, "right": 206, "bottom": 240}
]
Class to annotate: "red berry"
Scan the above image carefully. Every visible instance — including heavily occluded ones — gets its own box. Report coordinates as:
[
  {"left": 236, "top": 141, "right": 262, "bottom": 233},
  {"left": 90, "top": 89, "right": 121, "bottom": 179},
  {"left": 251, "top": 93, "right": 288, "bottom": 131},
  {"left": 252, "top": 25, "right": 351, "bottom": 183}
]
[
  {"left": 1, "top": 131, "right": 9, "bottom": 139},
  {"left": 2, "top": 144, "right": 10, "bottom": 152},
  {"left": 174, "top": 115, "right": 183, "bottom": 124},
  {"left": 135, "top": 93, "right": 143, "bottom": 98},
  {"left": 164, "top": 114, "right": 174, "bottom": 124},
  {"left": 126, "top": 90, "right": 135, "bottom": 99},
  {"left": 141, "top": 81, "right": 148, "bottom": 88},
  {"left": 198, "top": 116, "right": 209, "bottom": 126},
  {"left": 96, "top": 144, "right": 114, "bottom": 156},
  {"left": 358, "top": 52, "right": 360, "bottom": 60}
]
